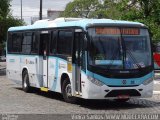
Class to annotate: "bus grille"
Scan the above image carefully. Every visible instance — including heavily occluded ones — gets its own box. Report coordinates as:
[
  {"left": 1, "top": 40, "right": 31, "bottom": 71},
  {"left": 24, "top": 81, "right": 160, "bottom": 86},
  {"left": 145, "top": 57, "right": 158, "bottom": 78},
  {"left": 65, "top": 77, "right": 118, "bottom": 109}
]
[{"left": 105, "top": 89, "right": 141, "bottom": 97}]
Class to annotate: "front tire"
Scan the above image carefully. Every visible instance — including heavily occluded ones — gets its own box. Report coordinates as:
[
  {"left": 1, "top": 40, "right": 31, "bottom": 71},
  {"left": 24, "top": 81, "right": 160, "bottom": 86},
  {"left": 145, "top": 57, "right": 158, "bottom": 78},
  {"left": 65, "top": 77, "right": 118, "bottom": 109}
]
[
  {"left": 22, "top": 70, "right": 31, "bottom": 93},
  {"left": 62, "top": 80, "right": 76, "bottom": 103}
]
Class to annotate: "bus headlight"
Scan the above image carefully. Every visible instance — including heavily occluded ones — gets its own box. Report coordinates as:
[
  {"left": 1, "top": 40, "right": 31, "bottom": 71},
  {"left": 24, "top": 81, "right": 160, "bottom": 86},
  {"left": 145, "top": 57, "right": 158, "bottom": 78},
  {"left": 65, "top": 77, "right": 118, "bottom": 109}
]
[
  {"left": 87, "top": 76, "right": 104, "bottom": 86},
  {"left": 143, "top": 78, "right": 153, "bottom": 85}
]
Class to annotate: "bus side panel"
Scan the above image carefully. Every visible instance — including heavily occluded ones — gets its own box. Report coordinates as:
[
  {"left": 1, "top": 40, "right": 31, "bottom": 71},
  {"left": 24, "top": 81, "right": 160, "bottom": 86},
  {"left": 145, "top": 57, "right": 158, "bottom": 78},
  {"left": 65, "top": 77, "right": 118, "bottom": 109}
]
[
  {"left": 20, "top": 55, "right": 43, "bottom": 88},
  {"left": 48, "top": 57, "right": 56, "bottom": 91},
  {"left": 38, "top": 56, "right": 43, "bottom": 87},
  {"left": 49, "top": 58, "right": 72, "bottom": 93},
  {"left": 7, "top": 54, "right": 21, "bottom": 84}
]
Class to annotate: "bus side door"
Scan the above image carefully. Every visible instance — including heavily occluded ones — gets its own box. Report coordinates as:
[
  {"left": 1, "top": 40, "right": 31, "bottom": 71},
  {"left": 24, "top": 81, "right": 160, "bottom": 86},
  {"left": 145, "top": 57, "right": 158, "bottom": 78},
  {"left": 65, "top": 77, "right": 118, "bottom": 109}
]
[
  {"left": 40, "top": 31, "right": 50, "bottom": 88},
  {"left": 72, "top": 29, "right": 84, "bottom": 95},
  {"left": 48, "top": 31, "right": 57, "bottom": 91}
]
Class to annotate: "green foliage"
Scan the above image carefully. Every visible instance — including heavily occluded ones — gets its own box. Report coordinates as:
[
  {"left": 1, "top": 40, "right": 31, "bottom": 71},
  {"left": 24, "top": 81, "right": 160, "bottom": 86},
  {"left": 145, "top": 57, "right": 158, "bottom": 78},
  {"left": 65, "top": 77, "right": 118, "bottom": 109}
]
[
  {"left": 63, "top": 0, "right": 160, "bottom": 42},
  {"left": 139, "top": 19, "right": 160, "bottom": 41},
  {"left": 0, "top": 17, "right": 24, "bottom": 46},
  {"left": 103, "top": 0, "right": 160, "bottom": 42},
  {"left": 0, "top": 0, "right": 11, "bottom": 19},
  {"left": 61, "top": 0, "right": 102, "bottom": 18},
  {"left": 0, "top": 0, "right": 24, "bottom": 51}
]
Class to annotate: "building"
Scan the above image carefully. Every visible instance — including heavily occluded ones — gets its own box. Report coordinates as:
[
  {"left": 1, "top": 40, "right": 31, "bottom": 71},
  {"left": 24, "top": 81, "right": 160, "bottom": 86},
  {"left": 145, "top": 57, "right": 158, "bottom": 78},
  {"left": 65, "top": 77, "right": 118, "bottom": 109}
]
[
  {"left": 31, "top": 10, "right": 63, "bottom": 24},
  {"left": 47, "top": 10, "right": 63, "bottom": 20}
]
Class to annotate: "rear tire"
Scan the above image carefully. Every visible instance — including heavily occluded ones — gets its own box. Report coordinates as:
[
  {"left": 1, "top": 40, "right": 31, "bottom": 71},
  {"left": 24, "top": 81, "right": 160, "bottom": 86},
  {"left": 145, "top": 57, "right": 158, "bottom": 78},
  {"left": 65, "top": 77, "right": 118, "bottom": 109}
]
[
  {"left": 62, "top": 79, "right": 76, "bottom": 103},
  {"left": 22, "top": 70, "right": 31, "bottom": 93}
]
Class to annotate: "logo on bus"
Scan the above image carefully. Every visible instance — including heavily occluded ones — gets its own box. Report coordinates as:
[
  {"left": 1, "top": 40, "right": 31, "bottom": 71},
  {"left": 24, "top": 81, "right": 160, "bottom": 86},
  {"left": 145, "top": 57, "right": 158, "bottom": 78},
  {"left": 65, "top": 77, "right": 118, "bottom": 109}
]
[{"left": 122, "top": 80, "right": 127, "bottom": 85}]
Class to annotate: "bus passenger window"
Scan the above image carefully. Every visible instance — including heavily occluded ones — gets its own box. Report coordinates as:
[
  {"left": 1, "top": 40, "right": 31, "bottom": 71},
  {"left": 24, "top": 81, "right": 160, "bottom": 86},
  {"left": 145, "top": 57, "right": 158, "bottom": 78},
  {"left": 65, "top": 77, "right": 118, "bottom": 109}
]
[
  {"left": 31, "top": 33, "right": 38, "bottom": 54},
  {"left": 22, "top": 32, "right": 32, "bottom": 54},
  {"left": 12, "top": 33, "right": 22, "bottom": 53},
  {"left": 39, "top": 33, "right": 50, "bottom": 56},
  {"left": 57, "top": 31, "right": 72, "bottom": 56},
  {"left": 50, "top": 31, "right": 57, "bottom": 55},
  {"left": 7, "top": 33, "right": 13, "bottom": 53}
]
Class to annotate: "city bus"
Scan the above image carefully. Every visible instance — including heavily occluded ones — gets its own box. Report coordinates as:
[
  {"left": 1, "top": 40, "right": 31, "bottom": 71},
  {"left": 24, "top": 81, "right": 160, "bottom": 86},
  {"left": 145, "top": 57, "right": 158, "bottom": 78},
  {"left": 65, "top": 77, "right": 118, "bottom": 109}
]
[{"left": 7, "top": 18, "right": 154, "bottom": 103}]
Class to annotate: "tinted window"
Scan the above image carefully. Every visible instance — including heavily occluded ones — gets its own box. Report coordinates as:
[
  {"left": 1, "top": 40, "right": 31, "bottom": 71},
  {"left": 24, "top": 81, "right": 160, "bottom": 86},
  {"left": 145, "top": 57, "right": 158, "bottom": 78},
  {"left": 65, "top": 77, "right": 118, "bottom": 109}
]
[
  {"left": 11, "top": 33, "right": 22, "bottom": 53},
  {"left": 40, "top": 33, "right": 50, "bottom": 55},
  {"left": 31, "top": 33, "right": 39, "bottom": 54},
  {"left": 57, "top": 31, "right": 72, "bottom": 56},
  {"left": 22, "top": 32, "right": 32, "bottom": 54},
  {"left": 7, "top": 32, "right": 12, "bottom": 52},
  {"left": 50, "top": 31, "right": 57, "bottom": 55},
  {"left": 74, "top": 32, "right": 85, "bottom": 70}
]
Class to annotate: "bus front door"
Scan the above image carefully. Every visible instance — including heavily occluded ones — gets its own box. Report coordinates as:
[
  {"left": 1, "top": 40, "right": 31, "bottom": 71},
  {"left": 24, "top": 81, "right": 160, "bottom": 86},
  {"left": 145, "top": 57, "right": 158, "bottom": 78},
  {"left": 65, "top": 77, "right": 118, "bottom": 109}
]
[
  {"left": 40, "top": 31, "right": 50, "bottom": 90},
  {"left": 72, "top": 29, "right": 83, "bottom": 95}
]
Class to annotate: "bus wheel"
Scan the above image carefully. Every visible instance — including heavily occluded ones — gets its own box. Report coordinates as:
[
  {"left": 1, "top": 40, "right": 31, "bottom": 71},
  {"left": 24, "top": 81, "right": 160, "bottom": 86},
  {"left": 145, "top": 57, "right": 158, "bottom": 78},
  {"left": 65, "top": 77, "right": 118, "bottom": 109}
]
[
  {"left": 114, "top": 98, "right": 130, "bottom": 102},
  {"left": 22, "top": 70, "right": 31, "bottom": 93},
  {"left": 62, "top": 80, "right": 76, "bottom": 103}
]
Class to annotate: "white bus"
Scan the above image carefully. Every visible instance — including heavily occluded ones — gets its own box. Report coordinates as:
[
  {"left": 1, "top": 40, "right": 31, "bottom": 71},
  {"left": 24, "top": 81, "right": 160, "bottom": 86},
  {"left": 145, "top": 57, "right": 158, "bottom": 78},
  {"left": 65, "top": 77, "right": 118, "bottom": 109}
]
[{"left": 7, "top": 18, "right": 154, "bottom": 103}]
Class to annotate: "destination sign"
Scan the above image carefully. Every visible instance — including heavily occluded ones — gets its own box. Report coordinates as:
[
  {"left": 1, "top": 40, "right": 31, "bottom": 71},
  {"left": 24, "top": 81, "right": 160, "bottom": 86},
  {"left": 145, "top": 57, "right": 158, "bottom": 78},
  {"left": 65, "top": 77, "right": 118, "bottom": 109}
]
[{"left": 96, "top": 28, "right": 140, "bottom": 35}]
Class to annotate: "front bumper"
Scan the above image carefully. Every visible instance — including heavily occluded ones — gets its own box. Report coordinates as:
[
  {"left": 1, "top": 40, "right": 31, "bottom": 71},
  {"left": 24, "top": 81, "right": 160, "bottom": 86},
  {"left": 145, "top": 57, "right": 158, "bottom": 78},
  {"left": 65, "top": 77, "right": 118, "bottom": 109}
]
[{"left": 81, "top": 79, "right": 153, "bottom": 99}]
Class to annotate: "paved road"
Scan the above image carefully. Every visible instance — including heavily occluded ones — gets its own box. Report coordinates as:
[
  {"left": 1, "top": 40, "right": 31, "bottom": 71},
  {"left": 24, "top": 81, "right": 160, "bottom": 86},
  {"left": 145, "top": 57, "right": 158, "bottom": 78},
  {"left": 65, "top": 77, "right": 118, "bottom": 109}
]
[{"left": 0, "top": 62, "right": 160, "bottom": 120}]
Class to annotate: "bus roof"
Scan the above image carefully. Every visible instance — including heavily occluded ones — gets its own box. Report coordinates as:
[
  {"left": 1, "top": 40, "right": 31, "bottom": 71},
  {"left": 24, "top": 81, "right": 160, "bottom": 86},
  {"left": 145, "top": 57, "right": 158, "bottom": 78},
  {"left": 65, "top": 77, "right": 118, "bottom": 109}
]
[{"left": 8, "top": 18, "right": 146, "bottom": 32}]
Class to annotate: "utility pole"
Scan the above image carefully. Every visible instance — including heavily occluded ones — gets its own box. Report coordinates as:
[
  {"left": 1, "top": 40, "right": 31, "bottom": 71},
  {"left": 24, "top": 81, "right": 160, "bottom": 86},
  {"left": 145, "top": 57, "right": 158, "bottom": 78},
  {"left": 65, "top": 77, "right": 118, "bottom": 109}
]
[
  {"left": 21, "top": 0, "right": 22, "bottom": 20},
  {"left": 39, "top": 0, "right": 42, "bottom": 20}
]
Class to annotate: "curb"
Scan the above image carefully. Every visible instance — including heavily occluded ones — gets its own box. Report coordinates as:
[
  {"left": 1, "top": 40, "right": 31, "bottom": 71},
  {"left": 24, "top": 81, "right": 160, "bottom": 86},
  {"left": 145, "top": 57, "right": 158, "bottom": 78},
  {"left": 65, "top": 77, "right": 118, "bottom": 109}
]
[{"left": 153, "top": 91, "right": 160, "bottom": 94}]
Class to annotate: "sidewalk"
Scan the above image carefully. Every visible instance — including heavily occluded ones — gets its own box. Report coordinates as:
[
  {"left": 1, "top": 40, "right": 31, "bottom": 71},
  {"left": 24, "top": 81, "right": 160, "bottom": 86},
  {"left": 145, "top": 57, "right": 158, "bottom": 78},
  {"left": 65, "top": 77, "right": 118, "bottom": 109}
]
[
  {"left": 155, "top": 72, "right": 160, "bottom": 80},
  {"left": 0, "top": 62, "right": 6, "bottom": 69},
  {"left": 154, "top": 72, "right": 160, "bottom": 94}
]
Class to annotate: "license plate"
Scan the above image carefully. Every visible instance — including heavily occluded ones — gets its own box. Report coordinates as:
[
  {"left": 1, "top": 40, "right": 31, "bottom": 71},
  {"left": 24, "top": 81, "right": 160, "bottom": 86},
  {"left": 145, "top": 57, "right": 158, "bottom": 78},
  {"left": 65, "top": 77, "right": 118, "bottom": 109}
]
[{"left": 118, "top": 95, "right": 129, "bottom": 99}]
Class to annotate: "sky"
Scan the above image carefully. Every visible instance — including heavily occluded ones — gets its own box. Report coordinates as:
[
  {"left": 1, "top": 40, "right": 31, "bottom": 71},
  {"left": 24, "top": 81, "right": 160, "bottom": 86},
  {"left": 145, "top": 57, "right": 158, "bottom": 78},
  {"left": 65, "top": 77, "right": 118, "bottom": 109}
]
[{"left": 10, "top": 0, "right": 73, "bottom": 24}]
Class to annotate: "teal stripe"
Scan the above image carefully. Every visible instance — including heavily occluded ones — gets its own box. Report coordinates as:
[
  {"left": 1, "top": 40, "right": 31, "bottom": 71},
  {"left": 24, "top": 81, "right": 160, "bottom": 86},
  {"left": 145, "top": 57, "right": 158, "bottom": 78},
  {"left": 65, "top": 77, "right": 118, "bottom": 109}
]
[
  {"left": 7, "top": 54, "right": 68, "bottom": 63},
  {"left": 9, "top": 59, "right": 15, "bottom": 62},
  {"left": 7, "top": 54, "right": 41, "bottom": 57},
  {"left": 86, "top": 70, "right": 154, "bottom": 86},
  {"left": 51, "top": 58, "right": 59, "bottom": 91}
]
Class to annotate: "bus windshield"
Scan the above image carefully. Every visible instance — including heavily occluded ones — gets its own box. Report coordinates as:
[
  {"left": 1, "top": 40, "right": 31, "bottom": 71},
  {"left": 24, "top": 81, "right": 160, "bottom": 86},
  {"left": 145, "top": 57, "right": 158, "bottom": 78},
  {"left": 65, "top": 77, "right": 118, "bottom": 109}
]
[{"left": 88, "top": 27, "right": 152, "bottom": 70}]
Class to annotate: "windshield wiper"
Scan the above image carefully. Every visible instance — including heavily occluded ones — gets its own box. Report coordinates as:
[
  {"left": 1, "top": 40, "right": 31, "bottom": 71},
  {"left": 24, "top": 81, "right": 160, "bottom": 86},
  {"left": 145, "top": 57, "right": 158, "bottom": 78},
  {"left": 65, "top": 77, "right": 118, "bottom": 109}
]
[
  {"left": 125, "top": 48, "right": 143, "bottom": 70},
  {"left": 119, "top": 29, "right": 142, "bottom": 70}
]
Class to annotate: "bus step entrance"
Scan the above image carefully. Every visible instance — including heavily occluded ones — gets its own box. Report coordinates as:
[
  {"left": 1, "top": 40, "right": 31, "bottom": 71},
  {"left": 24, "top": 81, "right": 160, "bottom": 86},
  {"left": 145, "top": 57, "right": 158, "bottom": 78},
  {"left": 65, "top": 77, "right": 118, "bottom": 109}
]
[{"left": 40, "top": 87, "right": 49, "bottom": 92}]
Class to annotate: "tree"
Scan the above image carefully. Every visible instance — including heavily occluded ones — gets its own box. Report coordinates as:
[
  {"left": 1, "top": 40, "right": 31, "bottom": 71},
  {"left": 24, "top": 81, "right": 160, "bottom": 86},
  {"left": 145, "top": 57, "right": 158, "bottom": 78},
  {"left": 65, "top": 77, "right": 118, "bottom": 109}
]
[
  {"left": 103, "top": 0, "right": 160, "bottom": 41},
  {"left": 63, "top": 0, "right": 160, "bottom": 41},
  {"left": 61, "top": 0, "right": 102, "bottom": 18},
  {"left": 0, "top": 0, "right": 24, "bottom": 53},
  {"left": 0, "top": 0, "right": 11, "bottom": 19}
]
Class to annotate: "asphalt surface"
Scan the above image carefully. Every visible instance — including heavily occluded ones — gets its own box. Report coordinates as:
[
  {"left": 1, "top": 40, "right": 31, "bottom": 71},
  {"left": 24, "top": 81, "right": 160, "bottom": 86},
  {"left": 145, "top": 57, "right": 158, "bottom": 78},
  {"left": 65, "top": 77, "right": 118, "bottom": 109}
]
[{"left": 0, "top": 62, "right": 160, "bottom": 120}]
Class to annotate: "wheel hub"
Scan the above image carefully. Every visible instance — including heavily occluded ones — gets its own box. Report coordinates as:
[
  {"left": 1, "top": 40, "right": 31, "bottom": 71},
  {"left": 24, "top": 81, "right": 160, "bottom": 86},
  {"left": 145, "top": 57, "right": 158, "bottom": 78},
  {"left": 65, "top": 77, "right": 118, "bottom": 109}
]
[{"left": 24, "top": 76, "right": 27, "bottom": 88}]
